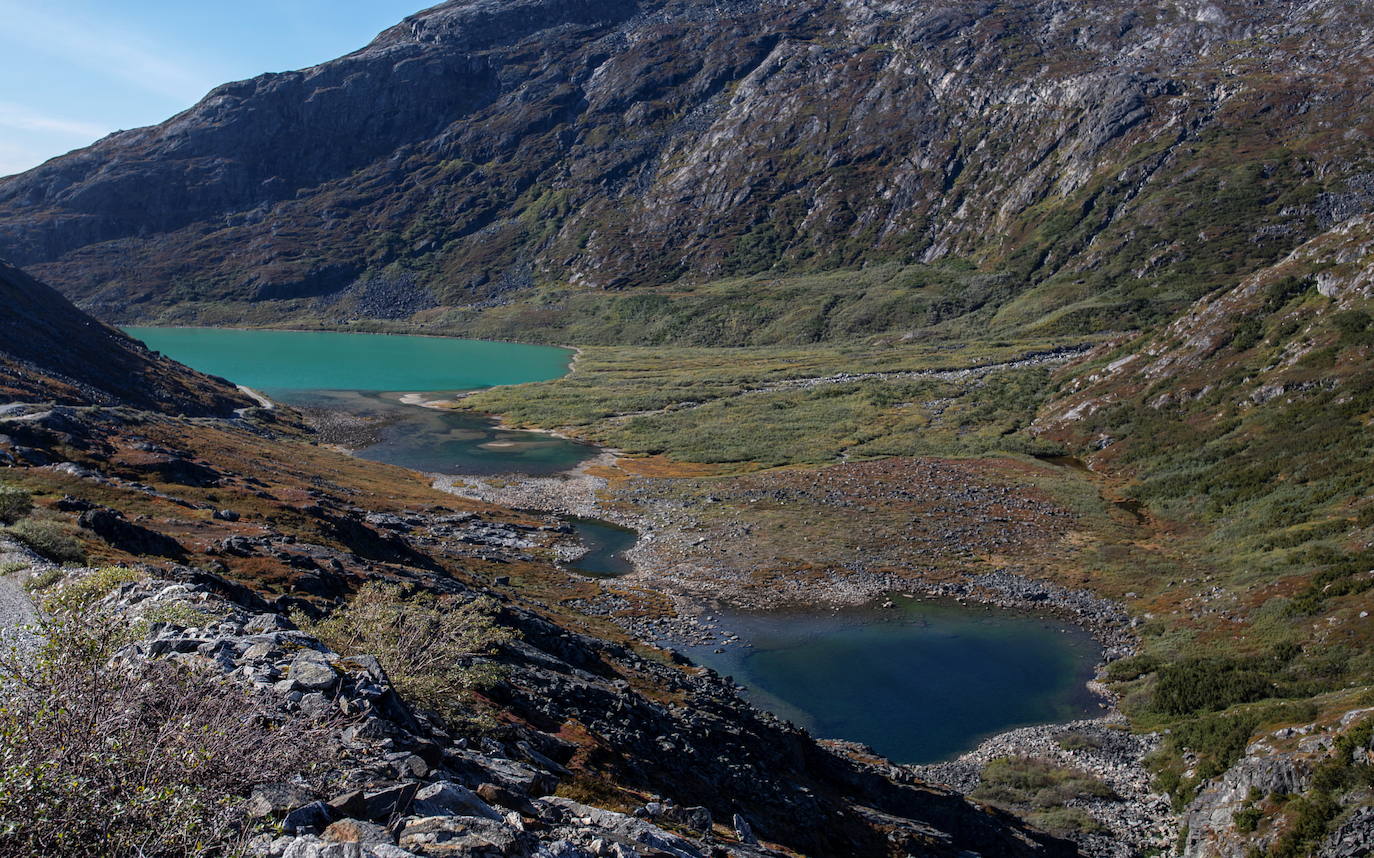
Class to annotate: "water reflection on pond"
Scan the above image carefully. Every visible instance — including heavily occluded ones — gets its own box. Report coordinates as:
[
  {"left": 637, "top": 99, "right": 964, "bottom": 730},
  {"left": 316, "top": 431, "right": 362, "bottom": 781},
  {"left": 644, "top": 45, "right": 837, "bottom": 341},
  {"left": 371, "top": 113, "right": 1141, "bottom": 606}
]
[
  {"left": 683, "top": 595, "right": 1103, "bottom": 764},
  {"left": 562, "top": 517, "right": 638, "bottom": 577},
  {"left": 277, "top": 389, "right": 596, "bottom": 477}
]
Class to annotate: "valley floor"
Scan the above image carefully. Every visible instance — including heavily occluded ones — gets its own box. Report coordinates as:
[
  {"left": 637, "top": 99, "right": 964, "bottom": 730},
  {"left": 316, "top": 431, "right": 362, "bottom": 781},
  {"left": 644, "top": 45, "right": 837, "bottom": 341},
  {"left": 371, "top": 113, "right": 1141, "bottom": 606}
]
[
  {"left": 426, "top": 421, "right": 1171, "bottom": 855},
  {"left": 431, "top": 335, "right": 1374, "bottom": 858}
]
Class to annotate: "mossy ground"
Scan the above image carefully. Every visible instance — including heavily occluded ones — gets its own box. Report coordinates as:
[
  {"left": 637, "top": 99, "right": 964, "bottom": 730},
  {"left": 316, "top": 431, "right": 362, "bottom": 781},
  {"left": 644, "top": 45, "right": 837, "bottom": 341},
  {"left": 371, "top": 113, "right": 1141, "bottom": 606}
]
[{"left": 460, "top": 338, "right": 1087, "bottom": 466}]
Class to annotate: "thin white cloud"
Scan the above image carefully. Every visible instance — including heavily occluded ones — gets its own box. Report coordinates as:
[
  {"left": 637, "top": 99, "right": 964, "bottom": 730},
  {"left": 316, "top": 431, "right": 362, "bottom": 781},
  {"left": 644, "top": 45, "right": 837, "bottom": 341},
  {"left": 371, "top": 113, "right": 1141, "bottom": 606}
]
[
  {"left": 0, "top": 102, "right": 107, "bottom": 139},
  {"left": 0, "top": 0, "right": 221, "bottom": 105}
]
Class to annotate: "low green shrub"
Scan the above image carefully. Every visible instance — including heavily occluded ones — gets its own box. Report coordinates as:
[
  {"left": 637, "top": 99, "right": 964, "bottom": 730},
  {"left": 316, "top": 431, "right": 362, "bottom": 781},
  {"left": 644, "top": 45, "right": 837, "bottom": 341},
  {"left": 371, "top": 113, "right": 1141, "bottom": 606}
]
[
  {"left": 1105, "top": 654, "right": 1160, "bottom": 682},
  {"left": 135, "top": 602, "right": 210, "bottom": 633},
  {"left": 971, "top": 756, "right": 1116, "bottom": 837},
  {"left": 292, "top": 581, "right": 516, "bottom": 727},
  {"left": 0, "top": 605, "right": 330, "bottom": 857},
  {"left": 1232, "top": 806, "right": 1262, "bottom": 833},
  {"left": 1030, "top": 806, "right": 1107, "bottom": 836},
  {"left": 1056, "top": 730, "right": 1107, "bottom": 752},
  {"left": 1151, "top": 657, "right": 1278, "bottom": 717},
  {"left": 20, "top": 566, "right": 61, "bottom": 592},
  {"left": 1268, "top": 792, "right": 1340, "bottom": 858},
  {"left": 973, "top": 757, "right": 1117, "bottom": 810},
  {"left": 0, "top": 486, "right": 31, "bottom": 525},
  {"left": 1170, "top": 712, "right": 1262, "bottom": 780},
  {"left": 40, "top": 566, "right": 141, "bottom": 614},
  {"left": 5, "top": 519, "right": 85, "bottom": 565}
]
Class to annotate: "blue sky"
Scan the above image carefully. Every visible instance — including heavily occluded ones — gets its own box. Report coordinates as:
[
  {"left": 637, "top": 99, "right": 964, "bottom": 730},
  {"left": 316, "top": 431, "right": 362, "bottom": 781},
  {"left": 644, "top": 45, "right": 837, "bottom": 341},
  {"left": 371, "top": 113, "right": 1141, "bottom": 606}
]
[{"left": 0, "top": 0, "right": 430, "bottom": 177}]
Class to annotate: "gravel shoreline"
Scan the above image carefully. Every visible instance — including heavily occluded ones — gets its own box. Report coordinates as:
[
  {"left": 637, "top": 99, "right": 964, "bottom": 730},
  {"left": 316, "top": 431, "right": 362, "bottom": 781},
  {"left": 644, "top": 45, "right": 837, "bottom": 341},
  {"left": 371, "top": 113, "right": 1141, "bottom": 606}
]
[{"left": 912, "top": 716, "right": 1177, "bottom": 858}]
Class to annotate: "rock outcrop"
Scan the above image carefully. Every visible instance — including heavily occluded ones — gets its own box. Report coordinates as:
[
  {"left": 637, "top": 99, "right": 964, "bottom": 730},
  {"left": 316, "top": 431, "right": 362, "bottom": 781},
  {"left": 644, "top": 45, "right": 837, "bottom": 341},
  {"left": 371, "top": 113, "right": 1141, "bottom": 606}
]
[
  {"left": 50, "top": 564, "right": 1083, "bottom": 858},
  {"left": 1179, "top": 709, "right": 1374, "bottom": 858}
]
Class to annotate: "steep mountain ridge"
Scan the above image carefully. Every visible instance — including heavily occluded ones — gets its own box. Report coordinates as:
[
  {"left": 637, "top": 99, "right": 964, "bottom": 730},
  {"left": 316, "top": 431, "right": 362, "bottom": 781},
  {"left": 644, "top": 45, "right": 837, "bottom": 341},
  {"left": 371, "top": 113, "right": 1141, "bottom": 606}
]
[
  {"left": 3, "top": 0, "right": 1373, "bottom": 336},
  {"left": 0, "top": 260, "right": 251, "bottom": 416}
]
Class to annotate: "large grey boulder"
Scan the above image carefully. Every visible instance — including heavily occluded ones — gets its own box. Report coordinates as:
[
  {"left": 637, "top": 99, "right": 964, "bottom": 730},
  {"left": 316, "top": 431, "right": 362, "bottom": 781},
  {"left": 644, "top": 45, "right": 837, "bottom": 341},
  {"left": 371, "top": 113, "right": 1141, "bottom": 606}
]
[
  {"left": 412, "top": 781, "right": 504, "bottom": 821},
  {"left": 290, "top": 651, "right": 339, "bottom": 692}
]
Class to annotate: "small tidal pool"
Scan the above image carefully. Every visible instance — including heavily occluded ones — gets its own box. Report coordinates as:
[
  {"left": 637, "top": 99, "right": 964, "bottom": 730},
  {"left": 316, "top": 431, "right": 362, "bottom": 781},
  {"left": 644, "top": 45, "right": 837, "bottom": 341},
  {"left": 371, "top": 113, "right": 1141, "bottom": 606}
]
[{"left": 683, "top": 595, "right": 1103, "bottom": 764}]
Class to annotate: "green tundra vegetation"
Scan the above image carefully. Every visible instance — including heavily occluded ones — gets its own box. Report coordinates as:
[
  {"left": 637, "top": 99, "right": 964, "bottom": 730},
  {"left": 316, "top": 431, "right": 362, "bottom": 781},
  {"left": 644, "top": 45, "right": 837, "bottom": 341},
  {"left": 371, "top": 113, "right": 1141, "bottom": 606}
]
[
  {"left": 971, "top": 756, "right": 1117, "bottom": 837},
  {"left": 290, "top": 581, "right": 515, "bottom": 730},
  {"left": 0, "top": 482, "right": 85, "bottom": 566},
  {"left": 461, "top": 338, "right": 1084, "bottom": 466}
]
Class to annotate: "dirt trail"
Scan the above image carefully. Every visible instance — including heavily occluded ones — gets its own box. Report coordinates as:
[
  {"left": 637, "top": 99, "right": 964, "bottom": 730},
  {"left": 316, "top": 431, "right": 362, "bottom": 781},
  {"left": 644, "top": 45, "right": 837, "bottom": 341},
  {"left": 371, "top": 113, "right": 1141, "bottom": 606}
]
[{"left": 0, "top": 538, "right": 45, "bottom": 654}]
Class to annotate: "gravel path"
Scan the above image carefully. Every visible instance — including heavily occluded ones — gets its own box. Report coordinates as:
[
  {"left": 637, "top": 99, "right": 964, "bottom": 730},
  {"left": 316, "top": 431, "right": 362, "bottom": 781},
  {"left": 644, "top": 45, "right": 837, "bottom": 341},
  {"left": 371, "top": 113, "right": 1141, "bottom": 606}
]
[
  {"left": 0, "top": 537, "right": 45, "bottom": 655},
  {"left": 0, "top": 575, "right": 33, "bottom": 630}
]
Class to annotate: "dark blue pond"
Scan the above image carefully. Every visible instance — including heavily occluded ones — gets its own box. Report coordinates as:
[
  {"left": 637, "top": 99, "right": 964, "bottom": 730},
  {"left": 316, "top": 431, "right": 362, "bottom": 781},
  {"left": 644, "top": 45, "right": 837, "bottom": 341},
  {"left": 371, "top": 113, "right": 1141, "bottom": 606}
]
[{"left": 683, "top": 595, "right": 1103, "bottom": 764}]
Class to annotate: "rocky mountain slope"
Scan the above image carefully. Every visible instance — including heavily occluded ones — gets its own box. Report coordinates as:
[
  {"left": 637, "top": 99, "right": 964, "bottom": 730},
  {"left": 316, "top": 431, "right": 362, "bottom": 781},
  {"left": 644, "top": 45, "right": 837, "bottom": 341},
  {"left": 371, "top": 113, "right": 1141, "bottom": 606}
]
[
  {"left": 3, "top": 0, "right": 1373, "bottom": 338},
  {"left": 0, "top": 260, "right": 251, "bottom": 415},
  {"left": 1028, "top": 208, "right": 1374, "bottom": 858},
  {"left": 3, "top": 0, "right": 1374, "bottom": 854}
]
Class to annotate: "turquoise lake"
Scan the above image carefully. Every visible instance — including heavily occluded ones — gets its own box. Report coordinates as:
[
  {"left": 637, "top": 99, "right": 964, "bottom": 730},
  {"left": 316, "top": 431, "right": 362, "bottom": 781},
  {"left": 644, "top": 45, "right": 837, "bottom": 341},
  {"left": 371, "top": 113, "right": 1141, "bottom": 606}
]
[
  {"left": 124, "top": 327, "right": 573, "bottom": 392},
  {"left": 125, "top": 327, "right": 595, "bottom": 476},
  {"left": 684, "top": 596, "right": 1103, "bottom": 764}
]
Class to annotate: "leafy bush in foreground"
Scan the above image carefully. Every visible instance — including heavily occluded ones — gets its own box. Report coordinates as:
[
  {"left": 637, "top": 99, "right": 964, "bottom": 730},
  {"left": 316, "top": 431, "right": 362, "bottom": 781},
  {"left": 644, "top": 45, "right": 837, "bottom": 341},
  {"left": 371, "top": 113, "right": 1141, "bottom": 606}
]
[
  {"left": 0, "top": 579, "right": 330, "bottom": 857},
  {"left": 4, "top": 518, "right": 85, "bottom": 564},
  {"left": 292, "top": 581, "right": 515, "bottom": 727},
  {"left": 0, "top": 486, "right": 32, "bottom": 525},
  {"left": 38, "top": 565, "right": 139, "bottom": 613}
]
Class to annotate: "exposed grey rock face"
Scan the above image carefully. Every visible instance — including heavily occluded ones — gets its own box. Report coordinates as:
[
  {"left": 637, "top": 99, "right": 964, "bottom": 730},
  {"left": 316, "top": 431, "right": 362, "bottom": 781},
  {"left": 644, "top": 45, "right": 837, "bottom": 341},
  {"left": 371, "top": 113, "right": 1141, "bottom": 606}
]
[
  {"left": 1180, "top": 713, "right": 1374, "bottom": 858},
  {"left": 915, "top": 717, "right": 1172, "bottom": 858},
  {"left": 1, "top": 1, "right": 1371, "bottom": 327},
  {"left": 1321, "top": 806, "right": 1374, "bottom": 858},
  {"left": 1181, "top": 754, "right": 1311, "bottom": 858}
]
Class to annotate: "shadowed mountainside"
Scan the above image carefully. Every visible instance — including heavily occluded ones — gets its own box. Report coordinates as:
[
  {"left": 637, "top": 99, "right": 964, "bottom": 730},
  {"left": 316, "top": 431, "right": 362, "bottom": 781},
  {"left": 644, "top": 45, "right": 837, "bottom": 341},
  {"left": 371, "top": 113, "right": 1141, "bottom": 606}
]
[{"left": 0, "top": 260, "right": 252, "bottom": 415}]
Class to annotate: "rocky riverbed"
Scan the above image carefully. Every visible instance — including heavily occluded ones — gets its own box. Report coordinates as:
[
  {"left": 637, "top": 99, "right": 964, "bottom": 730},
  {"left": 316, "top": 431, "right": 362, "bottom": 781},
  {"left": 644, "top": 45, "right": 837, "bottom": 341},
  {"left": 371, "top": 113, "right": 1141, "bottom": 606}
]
[
  {"left": 432, "top": 450, "right": 617, "bottom": 521},
  {"left": 296, "top": 404, "right": 395, "bottom": 451}
]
